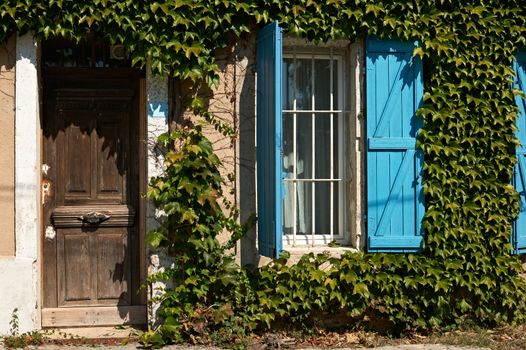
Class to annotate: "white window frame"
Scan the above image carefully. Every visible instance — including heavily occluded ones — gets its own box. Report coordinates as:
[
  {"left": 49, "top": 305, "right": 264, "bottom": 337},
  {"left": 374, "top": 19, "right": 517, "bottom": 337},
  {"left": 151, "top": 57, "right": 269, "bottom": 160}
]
[{"left": 281, "top": 44, "right": 352, "bottom": 248}]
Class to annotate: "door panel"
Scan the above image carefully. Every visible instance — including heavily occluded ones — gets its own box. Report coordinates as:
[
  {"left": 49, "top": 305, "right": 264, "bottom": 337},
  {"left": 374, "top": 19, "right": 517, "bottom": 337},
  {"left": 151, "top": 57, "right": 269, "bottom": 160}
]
[
  {"left": 61, "top": 233, "right": 91, "bottom": 303},
  {"left": 56, "top": 226, "right": 131, "bottom": 307},
  {"left": 42, "top": 69, "right": 145, "bottom": 326},
  {"left": 64, "top": 121, "right": 92, "bottom": 197},
  {"left": 96, "top": 230, "right": 129, "bottom": 300},
  {"left": 97, "top": 122, "right": 123, "bottom": 195}
]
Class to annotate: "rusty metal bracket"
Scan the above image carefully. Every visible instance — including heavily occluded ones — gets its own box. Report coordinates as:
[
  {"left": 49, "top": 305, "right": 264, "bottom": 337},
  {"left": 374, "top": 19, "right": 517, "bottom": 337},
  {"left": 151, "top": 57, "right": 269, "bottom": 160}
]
[{"left": 79, "top": 212, "right": 111, "bottom": 225}]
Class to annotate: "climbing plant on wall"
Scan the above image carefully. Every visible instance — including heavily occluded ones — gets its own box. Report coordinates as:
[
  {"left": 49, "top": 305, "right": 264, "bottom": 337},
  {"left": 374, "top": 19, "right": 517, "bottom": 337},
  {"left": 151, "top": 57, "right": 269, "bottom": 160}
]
[{"left": 3, "top": 0, "right": 526, "bottom": 346}]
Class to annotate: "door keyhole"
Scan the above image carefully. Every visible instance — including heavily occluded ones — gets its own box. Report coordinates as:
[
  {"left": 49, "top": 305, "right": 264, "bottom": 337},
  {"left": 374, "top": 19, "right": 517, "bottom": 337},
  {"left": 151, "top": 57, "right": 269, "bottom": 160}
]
[{"left": 42, "top": 180, "right": 53, "bottom": 205}]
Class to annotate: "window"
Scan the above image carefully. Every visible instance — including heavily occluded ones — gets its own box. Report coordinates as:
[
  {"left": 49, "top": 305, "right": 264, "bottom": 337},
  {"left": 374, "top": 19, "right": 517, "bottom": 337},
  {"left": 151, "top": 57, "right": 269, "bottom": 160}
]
[
  {"left": 256, "top": 22, "right": 425, "bottom": 257},
  {"left": 281, "top": 51, "right": 347, "bottom": 246}
]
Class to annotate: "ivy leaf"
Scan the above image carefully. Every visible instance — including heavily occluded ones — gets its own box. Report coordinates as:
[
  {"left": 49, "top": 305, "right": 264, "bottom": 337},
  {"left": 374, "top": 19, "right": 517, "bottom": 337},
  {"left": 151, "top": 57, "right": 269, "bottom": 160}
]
[
  {"left": 353, "top": 283, "right": 369, "bottom": 297},
  {"left": 146, "top": 230, "right": 166, "bottom": 248},
  {"left": 413, "top": 47, "right": 424, "bottom": 59}
]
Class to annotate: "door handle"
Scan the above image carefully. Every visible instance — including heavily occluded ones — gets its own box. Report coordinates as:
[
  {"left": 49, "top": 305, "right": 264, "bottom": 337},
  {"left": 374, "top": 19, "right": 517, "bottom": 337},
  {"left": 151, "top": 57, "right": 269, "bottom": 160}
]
[{"left": 79, "top": 212, "right": 110, "bottom": 224}]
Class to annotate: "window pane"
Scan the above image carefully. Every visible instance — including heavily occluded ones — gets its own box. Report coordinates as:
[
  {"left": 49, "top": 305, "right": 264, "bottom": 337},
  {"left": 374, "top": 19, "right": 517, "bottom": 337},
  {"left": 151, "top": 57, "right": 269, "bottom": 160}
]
[
  {"left": 281, "top": 51, "right": 344, "bottom": 245},
  {"left": 315, "top": 114, "right": 331, "bottom": 179},
  {"left": 283, "top": 180, "right": 294, "bottom": 235},
  {"left": 296, "top": 115, "right": 312, "bottom": 179},
  {"left": 295, "top": 59, "right": 312, "bottom": 110},
  {"left": 333, "top": 182, "right": 340, "bottom": 235},
  {"left": 296, "top": 182, "right": 312, "bottom": 235},
  {"left": 333, "top": 60, "right": 339, "bottom": 110},
  {"left": 283, "top": 113, "right": 294, "bottom": 175},
  {"left": 315, "top": 59, "right": 331, "bottom": 110},
  {"left": 283, "top": 58, "right": 294, "bottom": 110},
  {"left": 334, "top": 114, "right": 339, "bottom": 178},
  {"left": 314, "top": 182, "right": 331, "bottom": 235}
]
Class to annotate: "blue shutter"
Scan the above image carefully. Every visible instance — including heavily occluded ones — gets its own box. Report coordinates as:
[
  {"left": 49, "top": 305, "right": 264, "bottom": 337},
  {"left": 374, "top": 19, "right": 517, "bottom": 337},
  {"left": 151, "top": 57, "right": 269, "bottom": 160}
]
[
  {"left": 256, "top": 22, "right": 283, "bottom": 257},
  {"left": 366, "top": 37, "right": 424, "bottom": 252},
  {"left": 512, "top": 52, "right": 526, "bottom": 254}
]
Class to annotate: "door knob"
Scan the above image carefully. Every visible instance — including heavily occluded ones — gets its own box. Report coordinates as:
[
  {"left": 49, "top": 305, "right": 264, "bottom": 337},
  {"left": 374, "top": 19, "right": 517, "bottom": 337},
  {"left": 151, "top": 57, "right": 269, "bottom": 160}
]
[{"left": 79, "top": 212, "right": 110, "bottom": 224}]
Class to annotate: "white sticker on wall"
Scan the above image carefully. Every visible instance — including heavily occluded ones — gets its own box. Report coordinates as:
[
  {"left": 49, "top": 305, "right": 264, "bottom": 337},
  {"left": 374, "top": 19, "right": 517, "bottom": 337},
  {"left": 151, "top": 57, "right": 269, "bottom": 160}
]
[{"left": 45, "top": 226, "right": 56, "bottom": 241}]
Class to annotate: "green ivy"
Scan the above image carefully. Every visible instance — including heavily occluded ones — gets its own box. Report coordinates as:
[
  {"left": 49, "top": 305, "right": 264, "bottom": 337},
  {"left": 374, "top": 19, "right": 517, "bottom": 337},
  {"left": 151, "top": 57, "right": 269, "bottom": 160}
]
[
  {"left": 3, "top": 0, "right": 526, "bottom": 347},
  {"left": 144, "top": 125, "right": 256, "bottom": 347}
]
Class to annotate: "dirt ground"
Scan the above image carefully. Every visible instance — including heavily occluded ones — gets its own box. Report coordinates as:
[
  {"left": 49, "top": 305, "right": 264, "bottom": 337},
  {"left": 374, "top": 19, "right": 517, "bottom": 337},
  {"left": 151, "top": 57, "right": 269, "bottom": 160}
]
[{"left": 5, "top": 324, "right": 526, "bottom": 350}]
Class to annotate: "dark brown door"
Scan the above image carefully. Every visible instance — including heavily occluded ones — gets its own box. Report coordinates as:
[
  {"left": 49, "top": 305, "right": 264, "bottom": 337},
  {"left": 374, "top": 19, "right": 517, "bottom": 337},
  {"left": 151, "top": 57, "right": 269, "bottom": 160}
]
[{"left": 41, "top": 69, "right": 146, "bottom": 327}]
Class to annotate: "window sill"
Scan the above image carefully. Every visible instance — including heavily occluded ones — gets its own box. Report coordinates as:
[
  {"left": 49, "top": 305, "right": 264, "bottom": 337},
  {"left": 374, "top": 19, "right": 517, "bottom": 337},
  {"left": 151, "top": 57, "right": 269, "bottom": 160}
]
[
  {"left": 284, "top": 246, "right": 358, "bottom": 259},
  {"left": 256, "top": 246, "right": 358, "bottom": 267}
]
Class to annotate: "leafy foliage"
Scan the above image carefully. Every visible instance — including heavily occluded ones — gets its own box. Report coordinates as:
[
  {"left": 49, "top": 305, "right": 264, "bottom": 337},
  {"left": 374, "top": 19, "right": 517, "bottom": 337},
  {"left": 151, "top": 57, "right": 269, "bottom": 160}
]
[
  {"left": 2, "top": 308, "right": 45, "bottom": 348},
  {"left": 4, "top": 0, "right": 526, "bottom": 347},
  {"left": 143, "top": 125, "right": 255, "bottom": 348}
]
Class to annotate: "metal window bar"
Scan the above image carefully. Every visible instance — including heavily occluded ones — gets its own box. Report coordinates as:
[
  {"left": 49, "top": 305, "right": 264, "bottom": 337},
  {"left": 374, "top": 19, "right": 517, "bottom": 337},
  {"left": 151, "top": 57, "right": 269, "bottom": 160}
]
[
  {"left": 311, "top": 49, "right": 316, "bottom": 246},
  {"left": 330, "top": 48, "right": 334, "bottom": 243},
  {"left": 339, "top": 59, "right": 345, "bottom": 242},
  {"left": 292, "top": 48, "right": 297, "bottom": 247}
]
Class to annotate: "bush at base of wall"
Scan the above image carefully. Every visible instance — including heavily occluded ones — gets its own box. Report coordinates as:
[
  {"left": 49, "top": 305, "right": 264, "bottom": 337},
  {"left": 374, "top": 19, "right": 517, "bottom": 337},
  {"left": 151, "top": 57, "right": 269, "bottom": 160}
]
[{"left": 143, "top": 124, "right": 526, "bottom": 348}]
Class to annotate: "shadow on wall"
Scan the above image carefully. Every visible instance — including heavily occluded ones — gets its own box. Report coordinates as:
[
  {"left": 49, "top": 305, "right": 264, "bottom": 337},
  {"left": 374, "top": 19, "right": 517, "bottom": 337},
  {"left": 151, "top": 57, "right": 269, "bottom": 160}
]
[
  {"left": 166, "top": 35, "right": 259, "bottom": 266},
  {"left": 236, "top": 35, "right": 258, "bottom": 266},
  {"left": 0, "top": 35, "right": 16, "bottom": 72}
]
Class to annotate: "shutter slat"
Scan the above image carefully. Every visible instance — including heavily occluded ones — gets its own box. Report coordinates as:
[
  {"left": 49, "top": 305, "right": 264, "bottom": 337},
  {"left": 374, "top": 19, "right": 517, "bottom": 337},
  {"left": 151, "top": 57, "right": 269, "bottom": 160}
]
[
  {"left": 256, "top": 22, "right": 283, "bottom": 258},
  {"left": 376, "top": 150, "right": 414, "bottom": 237},
  {"left": 366, "top": 38, "right": 424, "bottom": 253},
  {"left": 373, "top": 53, "right": 412, "bottom": 138}
]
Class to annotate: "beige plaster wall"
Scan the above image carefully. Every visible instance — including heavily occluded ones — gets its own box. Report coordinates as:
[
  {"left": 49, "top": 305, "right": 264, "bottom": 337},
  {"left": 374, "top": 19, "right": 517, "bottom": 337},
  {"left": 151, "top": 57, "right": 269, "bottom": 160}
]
[
  {"left": 0, "top": 35, "right": 16, "bottom": 256},
  {"left": 173, "top": 39, "right": 258, "bottom": 264},
  {"left": 205, "top": 38, "right": 259, "bottom": 265}
]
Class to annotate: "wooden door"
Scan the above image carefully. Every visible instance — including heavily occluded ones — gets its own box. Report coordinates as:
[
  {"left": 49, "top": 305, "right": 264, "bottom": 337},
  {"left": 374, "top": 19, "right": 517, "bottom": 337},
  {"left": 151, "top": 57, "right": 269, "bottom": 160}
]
[{"left": 41, "top": 69, "right": 146, "bottom": 327}]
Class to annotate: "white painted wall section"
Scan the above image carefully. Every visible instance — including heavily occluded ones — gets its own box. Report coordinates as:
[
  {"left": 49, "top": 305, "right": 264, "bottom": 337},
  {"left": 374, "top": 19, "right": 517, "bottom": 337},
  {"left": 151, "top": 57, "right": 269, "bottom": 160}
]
[
  {"left": 0, "top": 33, "right": 40, "bottom": 335},
  {"left": 144, "top": 64, "right": 169, "bottom": 327}
]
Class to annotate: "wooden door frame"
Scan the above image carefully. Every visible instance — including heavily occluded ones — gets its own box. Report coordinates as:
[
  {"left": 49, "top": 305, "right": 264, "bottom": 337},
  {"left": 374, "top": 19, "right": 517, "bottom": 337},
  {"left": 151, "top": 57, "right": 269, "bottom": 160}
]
[{"left": 40, "top": 68, "right": 148, "bottom": 327}]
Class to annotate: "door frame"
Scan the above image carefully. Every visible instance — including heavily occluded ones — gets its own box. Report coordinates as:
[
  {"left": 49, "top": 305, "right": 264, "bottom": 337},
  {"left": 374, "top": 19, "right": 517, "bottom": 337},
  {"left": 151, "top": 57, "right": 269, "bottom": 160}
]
[{"left": 39, "top": 68, "right": 148, "bottom": 327}]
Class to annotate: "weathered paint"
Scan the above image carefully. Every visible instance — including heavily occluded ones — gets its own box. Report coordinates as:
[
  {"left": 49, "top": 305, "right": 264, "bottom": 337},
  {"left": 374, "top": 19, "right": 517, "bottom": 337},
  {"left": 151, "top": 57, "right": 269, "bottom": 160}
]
[
  {"left": 145, "top": 63, "right": 170, "bottom": 327},
  {"left": 348, "top": 39, "right": 367, "bottom": 250},
  {"left": 145, "top": 64, "right": 169, "bottom": 233}
]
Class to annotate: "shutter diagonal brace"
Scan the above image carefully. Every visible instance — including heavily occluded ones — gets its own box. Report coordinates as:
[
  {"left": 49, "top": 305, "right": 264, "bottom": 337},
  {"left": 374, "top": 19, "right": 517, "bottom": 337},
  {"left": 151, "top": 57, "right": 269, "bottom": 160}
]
[
  {"left": 518, "top": 155, "right": 526, "bottom": 209},
  {"left": 516, "top": 65, "right": 526, "bottom": 151},
  {"left": 517, "top": 64, "right": 526, "bottom": 122},
  {"left": 375, "top": 150, "right": 414, "bottom": 236},
  {"left": 373, "top": 53, "right": 412, "bottom": 138}
]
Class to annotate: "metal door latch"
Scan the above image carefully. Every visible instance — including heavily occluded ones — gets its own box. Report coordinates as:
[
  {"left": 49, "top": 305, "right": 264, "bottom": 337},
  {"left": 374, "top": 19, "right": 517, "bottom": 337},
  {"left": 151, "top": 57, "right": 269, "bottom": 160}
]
[{"left": 79, "top": 212, "right": 110, "bottom": 224}]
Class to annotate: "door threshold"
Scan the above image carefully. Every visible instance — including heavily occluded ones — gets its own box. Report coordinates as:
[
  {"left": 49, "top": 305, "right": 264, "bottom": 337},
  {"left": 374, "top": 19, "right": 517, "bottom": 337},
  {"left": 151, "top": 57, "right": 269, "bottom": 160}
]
[
  {"left": 42, "top": 305, "right": 147, "bottom": 328},
  {"left": 43, "top": 325, "right": 145, "bottom": 340}
]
